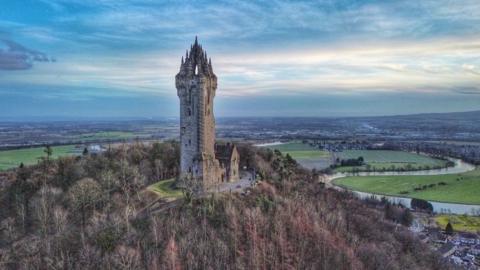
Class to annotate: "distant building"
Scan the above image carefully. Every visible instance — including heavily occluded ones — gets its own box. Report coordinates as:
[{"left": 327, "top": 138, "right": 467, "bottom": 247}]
[
  {"left": 439, "top": 242, "right": 456, "bottom": 258},
  {"left": 473, "top": 244, "right": 480, "bottom": 256},
  {"left": 418, "top": 234, "right": 429, "bottom": 243},
  {"left": 88, "top": 144, "right": 104, "bottom": 154},
  {"left": 175, "top": 37, "right": 240, "bottom": 192}
]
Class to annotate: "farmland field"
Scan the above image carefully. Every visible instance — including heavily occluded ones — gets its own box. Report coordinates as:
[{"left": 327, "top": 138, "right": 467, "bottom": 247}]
[
  {"left": 0, "top": 145, "right": 78, "bottom": 171},
  {"left": 335, "top": 150, "right": 448, "bottom": 172},
  {"left": 75, "top": 131, "right": 134, "bottom": 141},
  {"left": 435, "top": 215, "right": 480, "bottom": 233},
  {"left": 266, "top": 142, "right": 331, "bottom": 169},
  {"left": 333, "top": 168, "right": 480, "bottom": 205}
]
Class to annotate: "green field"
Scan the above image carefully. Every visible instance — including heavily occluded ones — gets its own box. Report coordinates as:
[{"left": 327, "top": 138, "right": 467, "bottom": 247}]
[
  {"left": 147, "top": 178, "right": 183, "bottom": 200},
  {"left": 0, "top": 145, "right": 78, "bottom": 171},
  {"left": 267, "top": 142, "right": 329, "bottom": 160},
  {"left": 76, "top": 131, "right": 134, "bottom": 141},
  {"left": 334, "top": 168, "right": 480, "bottom": 205},
  {"left": 335, "top": 150, "right": 447, "bottom": 172},
  {"left": 435, "top": 215, "right": 480, "bottom": 233}
]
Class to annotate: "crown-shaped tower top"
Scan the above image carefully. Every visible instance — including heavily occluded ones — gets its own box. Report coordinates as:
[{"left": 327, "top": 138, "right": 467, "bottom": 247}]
[{"left": 178, "top": 36, "right": 214, "bottom": 77}]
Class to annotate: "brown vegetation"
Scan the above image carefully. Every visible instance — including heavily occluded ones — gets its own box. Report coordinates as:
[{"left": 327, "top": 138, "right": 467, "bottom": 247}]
[{"left": 0, "top": 142, "right": 448, "bottom": 269}]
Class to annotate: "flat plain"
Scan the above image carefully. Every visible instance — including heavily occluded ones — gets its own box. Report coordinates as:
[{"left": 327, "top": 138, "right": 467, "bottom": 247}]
[
  {"left": 335, "top": 150, "right": 448, "bottom": 172},
  {"left": 266, "top": 142, "right": 331, "bottom": 169},
  {"left": 0, "top": 145, "right": 77, "bottom": 171}
]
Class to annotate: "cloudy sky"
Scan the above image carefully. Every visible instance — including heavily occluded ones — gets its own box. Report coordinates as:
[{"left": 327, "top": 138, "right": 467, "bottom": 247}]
[{"left": 1, "top": 0, "right": 480, "bottom": 119}]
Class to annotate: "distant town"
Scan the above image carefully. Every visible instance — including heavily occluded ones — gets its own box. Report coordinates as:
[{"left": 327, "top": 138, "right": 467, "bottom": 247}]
[{"left": 1, "top": 111, "right": 479, "bottom": 165}]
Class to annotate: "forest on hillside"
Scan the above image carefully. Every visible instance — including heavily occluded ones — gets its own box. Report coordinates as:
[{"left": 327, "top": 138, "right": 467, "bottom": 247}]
[{"left": 0, "top": 142, "right": 449, "bottom": 269}]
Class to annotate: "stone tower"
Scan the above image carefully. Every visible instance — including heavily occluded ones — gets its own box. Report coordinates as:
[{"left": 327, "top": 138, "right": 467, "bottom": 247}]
[{"left": 175, "top": 37, "right": 223, "bottom": 191}]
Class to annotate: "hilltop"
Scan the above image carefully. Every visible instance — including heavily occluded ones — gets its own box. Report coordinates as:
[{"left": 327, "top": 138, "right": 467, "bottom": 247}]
[{"left": 0, "top": 142, "right": 449, "bottom": 269}]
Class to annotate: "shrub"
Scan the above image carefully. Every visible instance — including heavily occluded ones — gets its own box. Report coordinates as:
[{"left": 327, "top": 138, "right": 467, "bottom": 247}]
[{"left": 95, "top": 226, "right": 121, "bottom": 254}]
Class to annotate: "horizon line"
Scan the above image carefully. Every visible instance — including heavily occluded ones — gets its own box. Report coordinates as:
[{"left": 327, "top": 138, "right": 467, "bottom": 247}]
[{"left": 0, "top": 109, "right": 479, "bottom": 122}]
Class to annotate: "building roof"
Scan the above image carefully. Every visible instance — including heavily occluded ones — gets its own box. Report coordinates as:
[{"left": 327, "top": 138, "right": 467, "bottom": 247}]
[
  {"left": 215, "top": 143, "right": 236, "bottom": 162},
  {"left": 459, "top": 232, "right": 478, "bottom": 239},
  {"left": 439, "top": 242, "right": 456, "bottom": 255}
]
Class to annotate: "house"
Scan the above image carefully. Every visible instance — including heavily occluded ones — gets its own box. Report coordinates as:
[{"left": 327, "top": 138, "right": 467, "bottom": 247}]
[
  {"left": 439, "top": 242, "right": 456, "bottom": 258},
  {"left": 457, "top": 232, "right": 478, "bottom": 245},
  {"left": 418, "top": 234, "right": 429, "bottom": 243},
  {"left": 88, "top": 144, "right": 104, "bottom": 154},
  {"left": 450, "top": 255, "right": 462, "bottom": 265},
  {"left": 472, "top": 244, "right": 480, "bottom": 256},
  {"left": 435, "top": 234, "right": 448, "bottom": 244},
  {"left": 462, "top": 254, "right": 475, "bottom": 263}
]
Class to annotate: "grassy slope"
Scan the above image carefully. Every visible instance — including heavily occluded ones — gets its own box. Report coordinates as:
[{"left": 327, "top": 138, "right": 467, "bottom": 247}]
[
  {"left": 0, "top": 145, "right": 77, "bottom": 171},
  {"left": 267, "top": 142, "right": 329, "bottom": 160},
  {"left": 435, "top": 215, "right": 480, "bottom": 233},
  {"left": 147, "top": 178, "right": 183, "bottom": 200},
  {"left": 334, "top": 168, "right": 480, "bottom": 205},
  {"left": 335, "top": 150, "right": 447, "bottom": 172}
]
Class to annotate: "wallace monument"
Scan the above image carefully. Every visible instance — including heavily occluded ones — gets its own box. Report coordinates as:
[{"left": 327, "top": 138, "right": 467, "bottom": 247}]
[{"left": 175, "top": 37, "right": 240, "bottom": 192}]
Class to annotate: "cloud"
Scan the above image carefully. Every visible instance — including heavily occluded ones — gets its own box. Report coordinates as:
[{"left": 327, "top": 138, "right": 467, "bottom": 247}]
[
  {"left": 452, "top": 86, "right": 480, "bottom": 95},
  {"left": 462, "top": 64, "right": 480, "bottom": 75},
  {"left": 0, "top": 39, "right": 53, "bottom": 70},
  {"left": 1, "top": 1, "right": 479, "bottom": 102}
]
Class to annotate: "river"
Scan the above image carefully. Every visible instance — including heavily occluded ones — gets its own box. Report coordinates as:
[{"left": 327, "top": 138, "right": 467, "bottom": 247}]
[
  {"left": 255, "top": 142, "right": 480, "bottom": 215},
  {"left": 328, "top": 158, "right": 480, "bottom": 215}
]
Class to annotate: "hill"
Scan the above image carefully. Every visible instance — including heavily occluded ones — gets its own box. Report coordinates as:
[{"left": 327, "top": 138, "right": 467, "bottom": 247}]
[{"left": 0, "top": 142, "right": 449, "bottom": 269}]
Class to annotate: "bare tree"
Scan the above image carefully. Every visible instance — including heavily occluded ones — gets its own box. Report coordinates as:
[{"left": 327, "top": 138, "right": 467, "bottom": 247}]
[{"left": 68, "top": 178, "right": 102, "bottom": 229}]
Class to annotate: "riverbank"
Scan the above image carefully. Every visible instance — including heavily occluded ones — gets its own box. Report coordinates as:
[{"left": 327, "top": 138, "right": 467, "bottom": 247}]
[
  {"left": 334, "top": 168, "right": 480, "bottom": 205},
  {"left": 326, "top": 158, "right": 480, "bottom": 215}
]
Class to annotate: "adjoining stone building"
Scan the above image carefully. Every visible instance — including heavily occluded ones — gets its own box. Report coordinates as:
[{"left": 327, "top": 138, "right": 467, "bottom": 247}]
[{"left": 175, "top": 37, "right": 240, "bottom": 192}]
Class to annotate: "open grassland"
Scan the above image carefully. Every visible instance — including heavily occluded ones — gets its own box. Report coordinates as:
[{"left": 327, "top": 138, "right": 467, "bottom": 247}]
[
  {"left": 334, "top": 168, "right": 480, "bottom": 205},
  {"left": 267, "top": 142, "right": 330, "bottom": 160},
  {"left": 147, "top": 178, "right": 183, "bottom": 200},
  {"left": 435, "top": 215, "right": 480, "bottom": 233},
  {"left": 0, "top": 145, "right": 77, "bottom": 171},
  {"left": 335, "top": 150, "right": 448, "bottom": 172}
]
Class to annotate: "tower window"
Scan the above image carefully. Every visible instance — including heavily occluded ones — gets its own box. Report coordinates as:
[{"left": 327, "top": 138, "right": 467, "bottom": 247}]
[
  {"left": 188, "top": 108, "right": 191, "bottom": 116},
  {"left": 188, "top": 139, "right": 191, "bottom": 145},
  {"left": 195, "top": 65, "right": 198, "bottom": 75}
]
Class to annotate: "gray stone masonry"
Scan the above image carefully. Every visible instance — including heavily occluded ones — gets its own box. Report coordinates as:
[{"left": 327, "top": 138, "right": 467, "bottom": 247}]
[{"left": 175, "top": 37, "right": 239, "bottom": 192}]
